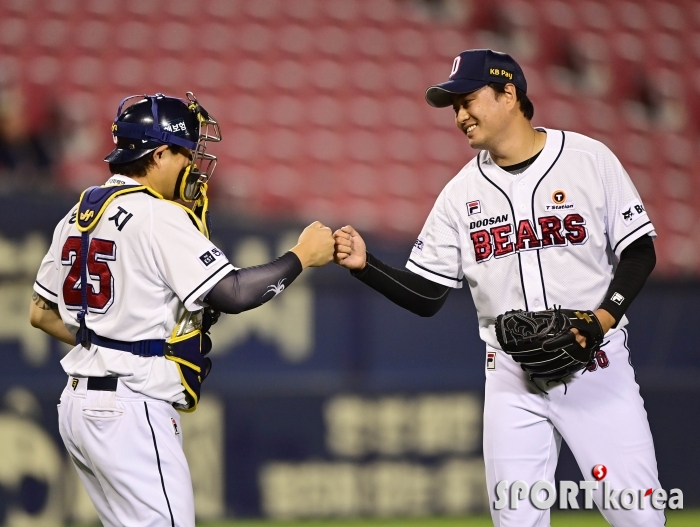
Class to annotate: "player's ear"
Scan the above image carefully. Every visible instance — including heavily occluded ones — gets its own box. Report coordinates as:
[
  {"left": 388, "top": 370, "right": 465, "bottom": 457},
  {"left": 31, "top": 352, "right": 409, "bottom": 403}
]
[
  {"left": 504, "top": 84, "right": 518, "bottom": 111},
  {"left": 152, "top": 145, "right": 169, "bottom": 167}
]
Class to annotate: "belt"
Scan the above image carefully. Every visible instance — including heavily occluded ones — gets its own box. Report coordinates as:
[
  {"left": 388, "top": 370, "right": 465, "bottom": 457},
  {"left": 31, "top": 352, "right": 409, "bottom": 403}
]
[
  {"left": 78, "top": 330, "right": 165, "bottom": 357},
  {"left": 87, "top": 377, "right": 118, "bottom": 391}
]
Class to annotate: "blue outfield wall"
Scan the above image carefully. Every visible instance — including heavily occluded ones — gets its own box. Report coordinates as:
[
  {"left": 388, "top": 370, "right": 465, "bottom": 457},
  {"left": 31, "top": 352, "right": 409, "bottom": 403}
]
[{"left": 0, "top": 193, "right": 697, "bottom": 523}]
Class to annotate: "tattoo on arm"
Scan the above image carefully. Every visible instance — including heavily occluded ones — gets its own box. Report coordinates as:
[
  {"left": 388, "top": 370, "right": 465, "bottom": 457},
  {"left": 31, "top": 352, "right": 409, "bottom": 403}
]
[{"left": 32, "top": 292, "right": 57, "bottom": 311}]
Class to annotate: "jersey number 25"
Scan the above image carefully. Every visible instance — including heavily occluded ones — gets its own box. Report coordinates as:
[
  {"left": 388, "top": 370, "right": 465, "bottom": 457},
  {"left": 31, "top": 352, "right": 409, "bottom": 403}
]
[{"left": 61, "top": 236, "right": 116, "bottom": 313}]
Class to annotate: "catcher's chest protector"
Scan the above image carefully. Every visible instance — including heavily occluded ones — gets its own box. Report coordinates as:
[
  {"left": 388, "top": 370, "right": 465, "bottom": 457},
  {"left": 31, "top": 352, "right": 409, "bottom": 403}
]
[{"left": 35, "top": 174, "right": 233, "bottom": 407}]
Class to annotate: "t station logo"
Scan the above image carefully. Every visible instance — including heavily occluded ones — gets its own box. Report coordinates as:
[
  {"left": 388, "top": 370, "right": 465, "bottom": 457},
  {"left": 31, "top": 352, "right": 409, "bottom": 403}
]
[{"left": 494, "top": 464, "right": 683, "bottom": 511}]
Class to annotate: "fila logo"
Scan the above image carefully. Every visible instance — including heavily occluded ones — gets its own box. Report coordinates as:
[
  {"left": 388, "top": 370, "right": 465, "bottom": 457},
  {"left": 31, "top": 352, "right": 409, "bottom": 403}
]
[
  {"left": 467, "top": 200, "right": 481, "bottom": 216},
  {"left": 450, "top": 56, "right": 461, "bottom": 78},
  {"left": 486, "top": 352, "right": 496, "bottom": 370},
  {"left": 611, "top": 292, "right": 625, "bottom": 305}
]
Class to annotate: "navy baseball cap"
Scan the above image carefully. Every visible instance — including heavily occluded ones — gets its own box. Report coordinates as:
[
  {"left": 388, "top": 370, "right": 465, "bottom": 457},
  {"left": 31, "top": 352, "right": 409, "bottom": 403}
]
[{"left": 425, "top": 49, "right": 527, "bottom": 108}]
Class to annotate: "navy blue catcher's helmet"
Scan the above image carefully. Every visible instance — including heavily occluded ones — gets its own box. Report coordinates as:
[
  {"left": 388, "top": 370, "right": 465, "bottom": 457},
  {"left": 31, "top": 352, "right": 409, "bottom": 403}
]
[{"left": 105, "top": 92, "right": 221, "bottom": 201}]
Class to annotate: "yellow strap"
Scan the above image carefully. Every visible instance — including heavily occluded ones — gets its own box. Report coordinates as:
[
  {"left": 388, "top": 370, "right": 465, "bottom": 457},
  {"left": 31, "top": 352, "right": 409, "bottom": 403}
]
[
  {"left": 166, "top": 355, "right": 202, "bottom": 373},
  {"left": 76, "top": 181, "right": 210, "bottom": 240},
  {"left": 168, "top": 329, "right": 202, "bottom": 344},
  {"left": 170, "top": 201, "right": 207, "bottom": 237},
  {"left": 76, "top": 185, "right": 163, "bottom": 233},
  {"left": 170, "top": 361, "right": 199, "bottom": 412}
]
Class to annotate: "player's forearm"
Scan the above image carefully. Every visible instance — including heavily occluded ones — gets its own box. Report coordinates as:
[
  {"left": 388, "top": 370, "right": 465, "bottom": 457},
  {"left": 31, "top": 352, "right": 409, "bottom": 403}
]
[
  {"left": 29, "top": 293, "right": 75, "bottom": 345},
  {"left": 350, "top": 253, "right": 451, "bottom": 317},
  {"left": 593, "top": 308, "right": 616, "bottom": 335},
  {"left": 204, "top": 251, "right": 303, "bottom": 314},
  {"left": 598, "top": 235, "right": 656, "bottom": 325}
]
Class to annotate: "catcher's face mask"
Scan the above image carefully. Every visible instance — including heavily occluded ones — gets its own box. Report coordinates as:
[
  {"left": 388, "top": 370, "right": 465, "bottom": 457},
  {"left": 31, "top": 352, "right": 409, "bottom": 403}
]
[
  {"left": 175, "top": 92, "right": 222, "bottom": 202},
  {"left": 106, "top": 91, "right": 221, "bottom": 203}
]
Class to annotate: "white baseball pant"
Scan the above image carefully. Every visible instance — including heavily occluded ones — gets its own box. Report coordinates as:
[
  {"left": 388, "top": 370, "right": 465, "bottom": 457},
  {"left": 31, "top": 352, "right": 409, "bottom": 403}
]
[
  {"left": 484, "top": 328, "right": 665, "bottom": 527},
  {"left": 58, "top": 377, "right": 194, "bottom": 527}
]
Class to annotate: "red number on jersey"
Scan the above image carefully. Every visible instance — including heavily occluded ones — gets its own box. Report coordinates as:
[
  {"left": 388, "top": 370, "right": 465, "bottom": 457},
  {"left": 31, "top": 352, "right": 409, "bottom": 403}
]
[
  {"left": 61, "top": 237, "right": 117, "bottom": 313},
  {"left": 586, "top": 350, "right": 611, "bottom": 372}
]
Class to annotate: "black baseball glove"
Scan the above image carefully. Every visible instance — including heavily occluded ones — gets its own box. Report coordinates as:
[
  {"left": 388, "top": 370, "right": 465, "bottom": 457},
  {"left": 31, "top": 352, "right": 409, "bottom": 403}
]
[{"left": 495, "top": 307, "right": 605, "bottom": 381}]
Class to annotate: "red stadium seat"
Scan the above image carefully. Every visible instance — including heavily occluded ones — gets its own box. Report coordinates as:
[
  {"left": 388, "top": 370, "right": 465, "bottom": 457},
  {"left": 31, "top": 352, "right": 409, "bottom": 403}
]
[{"left": 5, "top": 0, "right": 692, "bottom": 272}]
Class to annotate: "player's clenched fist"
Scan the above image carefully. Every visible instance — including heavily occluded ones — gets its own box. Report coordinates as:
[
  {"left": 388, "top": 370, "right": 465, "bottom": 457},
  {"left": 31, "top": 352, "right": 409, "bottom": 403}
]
[
  {"left": 291, "top": 221, "right": 335, "bottom": 268},
  {"left": 333, "top": 225, "right": 367, "bottom": 271}
]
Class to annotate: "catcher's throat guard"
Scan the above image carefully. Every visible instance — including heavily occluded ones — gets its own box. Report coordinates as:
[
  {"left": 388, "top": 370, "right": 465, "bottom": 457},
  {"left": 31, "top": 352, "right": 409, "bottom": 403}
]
[{"left": 495, "top": 307, "right": 605, "bottom": 382}]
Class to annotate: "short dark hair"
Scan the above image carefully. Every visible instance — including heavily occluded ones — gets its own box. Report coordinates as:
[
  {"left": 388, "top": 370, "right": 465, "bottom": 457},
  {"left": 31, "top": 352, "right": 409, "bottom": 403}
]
[
  {"left": 488, "top": 82, "right": 534, "bottom": 120},
  {"left": 109, "top": 145, "right": 190, "bottom": 177}
]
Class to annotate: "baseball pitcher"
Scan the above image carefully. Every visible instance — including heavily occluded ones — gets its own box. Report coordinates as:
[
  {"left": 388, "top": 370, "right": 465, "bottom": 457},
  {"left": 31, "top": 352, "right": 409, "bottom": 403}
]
[{"left": 334, "top": 50, "right": 662, "bottom": 527}]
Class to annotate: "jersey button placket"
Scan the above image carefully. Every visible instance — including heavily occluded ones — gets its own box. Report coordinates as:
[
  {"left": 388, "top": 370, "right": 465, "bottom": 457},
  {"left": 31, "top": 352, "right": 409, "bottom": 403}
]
[{"left": 514, "top": 179, "right": 546, "bottom": 310}]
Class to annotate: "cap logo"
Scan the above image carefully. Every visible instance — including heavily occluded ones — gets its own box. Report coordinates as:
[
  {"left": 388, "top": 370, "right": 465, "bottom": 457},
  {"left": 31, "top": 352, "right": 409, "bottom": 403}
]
[
  {"left": 490, "top": 68, "right": 513, "bottom": 80},
  {"left": 449, "top": 56, "right": 461, "bottom": 78}
]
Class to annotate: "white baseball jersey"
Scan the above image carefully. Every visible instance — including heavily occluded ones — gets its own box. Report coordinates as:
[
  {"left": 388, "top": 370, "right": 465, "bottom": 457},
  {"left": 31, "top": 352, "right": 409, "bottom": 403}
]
[
  {"left": 407, "top": 128, "right": 663, "bottom": 525},
  {"left": 34, "top": 175, "right": 234, "bottom": 404},
  {"left": 406, "top": 129, "right": 655, "bottom": 349}
]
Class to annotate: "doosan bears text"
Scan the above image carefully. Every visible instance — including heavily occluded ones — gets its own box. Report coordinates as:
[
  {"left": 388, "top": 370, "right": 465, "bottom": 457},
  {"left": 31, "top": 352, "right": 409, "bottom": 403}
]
[{"left": 470, "top": 214, "right": 588, "bottom": 262}]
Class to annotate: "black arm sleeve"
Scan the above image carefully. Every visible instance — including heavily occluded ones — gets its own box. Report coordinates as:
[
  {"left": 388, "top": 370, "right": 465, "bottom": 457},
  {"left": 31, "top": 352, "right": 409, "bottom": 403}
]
[
  {"left": 598, "top": 235, "right": 656, "bottom": 323},
  {"left": 204, "top": 251, "right": 303, "bottom": 314},
  {"left": 350, "top": 252, "right": 451, "bottom": 317}
]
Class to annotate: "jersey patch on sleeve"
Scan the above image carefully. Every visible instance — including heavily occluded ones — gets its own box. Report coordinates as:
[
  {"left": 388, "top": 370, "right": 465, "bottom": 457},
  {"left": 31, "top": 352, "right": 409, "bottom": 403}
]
[
  {"left": 620, "top": 199, "right": 646, "bottom": 226},
  {"left": 412, "top": 237, "right": 425, "bottom": 255},
  {"left": 199, "top": 247, "right": 224, "bottom": 268}
]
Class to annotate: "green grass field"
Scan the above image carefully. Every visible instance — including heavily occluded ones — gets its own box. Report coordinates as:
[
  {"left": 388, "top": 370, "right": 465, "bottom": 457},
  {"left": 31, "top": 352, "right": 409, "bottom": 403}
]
[{"left": 194, "top": 509, "right": 698, "bottom": 527}]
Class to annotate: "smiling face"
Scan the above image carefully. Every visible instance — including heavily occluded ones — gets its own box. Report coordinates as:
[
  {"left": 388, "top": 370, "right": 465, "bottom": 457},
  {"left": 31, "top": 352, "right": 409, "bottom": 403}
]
[{"left": 452, "top": 84, "right": 518, "bottom": 151}]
